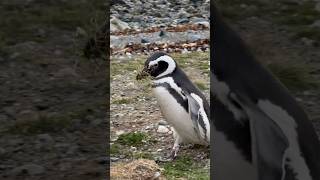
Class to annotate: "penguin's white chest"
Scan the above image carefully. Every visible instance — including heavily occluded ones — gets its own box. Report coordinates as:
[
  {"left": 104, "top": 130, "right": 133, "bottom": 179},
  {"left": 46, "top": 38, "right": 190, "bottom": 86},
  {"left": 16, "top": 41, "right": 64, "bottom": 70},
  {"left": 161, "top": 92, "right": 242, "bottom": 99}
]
[{"left": 152, "top": 86, "right": 201, "bottom": 144}]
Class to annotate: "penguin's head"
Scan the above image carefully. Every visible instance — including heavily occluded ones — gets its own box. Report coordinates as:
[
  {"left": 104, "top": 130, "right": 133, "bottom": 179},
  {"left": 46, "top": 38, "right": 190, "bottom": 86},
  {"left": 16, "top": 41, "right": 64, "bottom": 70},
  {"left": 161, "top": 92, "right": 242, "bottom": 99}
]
[{"left": 136, "top": 52, "right": 177, "bottom": 80}]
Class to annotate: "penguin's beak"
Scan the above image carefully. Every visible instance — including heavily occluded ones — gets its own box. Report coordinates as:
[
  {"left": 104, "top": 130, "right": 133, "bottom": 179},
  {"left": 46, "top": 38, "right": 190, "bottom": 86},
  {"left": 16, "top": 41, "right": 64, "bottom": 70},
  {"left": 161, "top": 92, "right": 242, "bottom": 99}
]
[{"left": 136, "top": 66, "right": 150, "bottom": 80}]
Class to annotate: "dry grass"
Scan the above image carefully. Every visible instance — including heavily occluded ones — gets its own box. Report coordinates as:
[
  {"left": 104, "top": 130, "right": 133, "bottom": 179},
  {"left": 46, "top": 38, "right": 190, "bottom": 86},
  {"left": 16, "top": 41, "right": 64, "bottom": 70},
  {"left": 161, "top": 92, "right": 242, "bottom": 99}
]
[{"left": 111, "top": 159, "right": 164, "bottom": 180}]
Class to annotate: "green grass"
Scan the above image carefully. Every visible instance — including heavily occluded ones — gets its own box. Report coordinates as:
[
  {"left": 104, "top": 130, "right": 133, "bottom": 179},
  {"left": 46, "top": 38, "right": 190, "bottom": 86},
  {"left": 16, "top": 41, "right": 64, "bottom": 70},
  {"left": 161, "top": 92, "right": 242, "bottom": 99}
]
[
  {"left": 8, "top": 115, "right": 72, "bottom": 135},
  {"left": 116, "top": 132, "right": 149, "bottom": 146},
  {"left": 110, "top": 143, "right": 121, "bottom": 155},
  {"left": 162, "top": 156, "right": 209, "bottom": 179},
  {"left": 173, "top": 52, "right": 210, "bottom": 74},
  {"left": 267, "top": 63, "right": 319, "bottom": 90},
  {"left": 132, "top": 151, "right": 154, "bottom": 159}
]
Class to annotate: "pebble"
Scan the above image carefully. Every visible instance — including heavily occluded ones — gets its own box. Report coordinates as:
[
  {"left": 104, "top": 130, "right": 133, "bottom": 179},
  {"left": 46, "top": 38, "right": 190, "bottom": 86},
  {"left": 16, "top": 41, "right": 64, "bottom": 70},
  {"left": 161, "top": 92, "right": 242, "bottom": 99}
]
[
  {"left": 116, "top": 130, "right": 125, "bottom": 136},
  {"left": 157, "top": 125, "right": 170, "bottom": 133},
  {"left": 110, "top": 157, "right": 120, "bottom": 162},
  {"left": 130, "top": 146, "right": 137, "bottom": 151},
  {"left": 158, "top": 120, "right": 168, "bottom": 125}
]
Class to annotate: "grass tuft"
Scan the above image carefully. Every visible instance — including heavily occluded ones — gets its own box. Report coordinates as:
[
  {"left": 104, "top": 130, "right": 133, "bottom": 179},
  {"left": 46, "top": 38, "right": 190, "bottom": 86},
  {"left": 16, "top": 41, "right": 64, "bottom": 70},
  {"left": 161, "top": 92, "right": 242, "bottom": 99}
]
[
  {"left": 116, "top": 132, "right": 148, "bottom": 146},
  {"left": 267, "top": 63, "right": 319, "bottom": 90},
  {"left": 162, "top": 156, "right": 209, "bottom": 179}
]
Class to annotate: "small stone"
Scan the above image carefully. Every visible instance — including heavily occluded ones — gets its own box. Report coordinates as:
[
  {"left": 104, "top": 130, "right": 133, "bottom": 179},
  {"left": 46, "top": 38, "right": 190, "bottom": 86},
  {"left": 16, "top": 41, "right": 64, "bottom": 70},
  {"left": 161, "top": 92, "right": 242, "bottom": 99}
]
[
  {"left": 110, "top": 16, "right": 131, "bottom": 31},
  {"left": 153, "top": 171, "right": 161, "bottom": 179},
  {"left": 177, "top": 18, "right": 189, "bottom": 24},
  {"left": 159, "top": 30, "right": 166, "bottom": 37},
  {"left": 116, "top": 130, "right": 125, "bottom": 136},
  {"left": 130, "top": 146, "right": 137, "bottom": 151},
  {"left": 158, "top": 120, "right": 168, "bottom": 125},
  {"left": 110, "top": 157, "right": 119, "bottom": 162},
  {"left": 141, "top": 38, "right": 149, "bottom": 43},
  {"left": 194, "top": 21, "right": 209, "bottom": 28},
  {"left": 157, "top": 125, "right": 169, "bottom": 133}
]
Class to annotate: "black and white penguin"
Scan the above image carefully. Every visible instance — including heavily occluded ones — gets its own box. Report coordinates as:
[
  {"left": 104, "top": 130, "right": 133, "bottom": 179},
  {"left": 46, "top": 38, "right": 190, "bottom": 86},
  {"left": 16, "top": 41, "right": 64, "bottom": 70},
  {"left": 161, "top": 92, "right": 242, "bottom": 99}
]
[
  {"left": 211, "top": 3, "right": 320, "bottom": 180},
  {"left": 137, "top": 52, "right": 210, "bottom": 158}
]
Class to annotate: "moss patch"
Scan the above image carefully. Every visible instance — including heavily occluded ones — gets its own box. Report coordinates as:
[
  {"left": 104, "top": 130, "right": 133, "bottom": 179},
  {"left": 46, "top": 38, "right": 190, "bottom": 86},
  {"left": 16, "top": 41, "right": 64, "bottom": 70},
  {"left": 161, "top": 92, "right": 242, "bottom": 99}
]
[
  {"left": 116, "top": 132, "right": 149, "bottom": 146},
  {"left": 162, "top": 156, "right": 209, "bottom": 179}
]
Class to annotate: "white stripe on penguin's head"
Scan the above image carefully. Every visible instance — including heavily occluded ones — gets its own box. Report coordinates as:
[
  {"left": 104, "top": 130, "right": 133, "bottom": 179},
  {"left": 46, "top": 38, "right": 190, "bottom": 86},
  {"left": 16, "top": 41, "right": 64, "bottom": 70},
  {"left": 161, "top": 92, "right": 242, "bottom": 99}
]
[{"left": 149, "top": 55, "right": 176, "bottom": 78}]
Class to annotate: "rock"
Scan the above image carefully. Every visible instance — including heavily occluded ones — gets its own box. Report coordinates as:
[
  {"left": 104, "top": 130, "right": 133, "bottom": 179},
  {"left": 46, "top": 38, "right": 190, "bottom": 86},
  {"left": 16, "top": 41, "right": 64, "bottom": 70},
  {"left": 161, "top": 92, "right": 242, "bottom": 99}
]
[
  {"left": 159, "top": 30, "right": 166, "bottom": 37},
  {"left": 188, "top": 33, "right": 202, "bottom": 42},
  {"left": 177, "top": 18, "right": 189, "bottom": 24},
  {"left": 158, "top": 120, "right": 168, "bottom": 125},
  {"left": 110, "top": 157, "right": 120, "bottom": 162},
  {"left": 8, "top": 164, "right": 45, "bottom": 176},
  {"left": 157, "top": 125, "right": 169, "bottom": 133},
  {"left": 130, "top": 146, "right": 137, "bottom": 151},
  {"left": 194, "top": 21, "right": 210, "bottom": 28},
  {"left": 178, "top": 8, "right": 191, "bottom": 18},
  {"left": 110, "top": 23, "right": 118, "bottom": 32},
  {"left": 141, "top": 38, "right": 149, "bottom": 44},
  {"left": 110, "top": 16, "right": 131, "bottom": 32},
  {"left": 116, "top": 130, "right": 125, "bottom": 136}
]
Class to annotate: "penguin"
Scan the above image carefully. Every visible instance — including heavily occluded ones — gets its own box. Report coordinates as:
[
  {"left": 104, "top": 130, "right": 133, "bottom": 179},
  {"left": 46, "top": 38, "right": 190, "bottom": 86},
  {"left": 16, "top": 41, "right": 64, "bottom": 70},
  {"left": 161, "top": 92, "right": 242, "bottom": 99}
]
[
  {"left": 211, "top": 3, "right": 320, "bottom": 180},
  {"left": 137, "top": 52, "right": 210, "bottom": 158}
]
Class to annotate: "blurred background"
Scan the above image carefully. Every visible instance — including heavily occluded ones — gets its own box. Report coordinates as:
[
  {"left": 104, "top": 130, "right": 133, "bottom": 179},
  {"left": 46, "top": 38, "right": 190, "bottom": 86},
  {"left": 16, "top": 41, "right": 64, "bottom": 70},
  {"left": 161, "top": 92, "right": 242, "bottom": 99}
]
[
  {"left": 0, "top": 0, "right": 108, "bottom": 179},
  {"left": 215, "top": 0, "right": 320, "bottom": 131}
]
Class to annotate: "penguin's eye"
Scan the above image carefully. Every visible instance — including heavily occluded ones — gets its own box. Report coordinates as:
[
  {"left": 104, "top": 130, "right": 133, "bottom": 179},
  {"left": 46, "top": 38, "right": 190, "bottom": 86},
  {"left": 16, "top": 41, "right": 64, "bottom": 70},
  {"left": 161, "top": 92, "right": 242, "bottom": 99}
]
[{"left": 154, "top": 64, "right": 158, "bottom": 67}]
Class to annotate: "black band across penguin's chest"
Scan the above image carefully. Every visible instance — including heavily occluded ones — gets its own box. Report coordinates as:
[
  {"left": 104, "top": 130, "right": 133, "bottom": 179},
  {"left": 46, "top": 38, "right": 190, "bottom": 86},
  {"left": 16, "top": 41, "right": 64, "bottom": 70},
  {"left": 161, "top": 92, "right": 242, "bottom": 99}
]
[{"left": 152, "top": 82, "right": 188, "bottom": 111}]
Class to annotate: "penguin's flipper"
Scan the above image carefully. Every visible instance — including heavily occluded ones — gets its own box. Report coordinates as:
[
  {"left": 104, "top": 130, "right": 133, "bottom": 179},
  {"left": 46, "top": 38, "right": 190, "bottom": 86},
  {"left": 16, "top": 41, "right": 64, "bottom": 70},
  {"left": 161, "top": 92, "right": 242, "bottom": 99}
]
[
  {"left": 231, "top": 94, "right": 289, "bottom": 180},
  {"left": 184, "top": 91, "right": 209, "bottom": 141}
]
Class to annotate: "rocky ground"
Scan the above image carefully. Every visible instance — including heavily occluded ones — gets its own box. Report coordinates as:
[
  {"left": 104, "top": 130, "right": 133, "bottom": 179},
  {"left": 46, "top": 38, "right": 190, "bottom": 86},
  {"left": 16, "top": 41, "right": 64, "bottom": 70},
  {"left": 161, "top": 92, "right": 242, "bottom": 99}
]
[{"left": 0, "top": 0, "right": 108, "bottom": 179}]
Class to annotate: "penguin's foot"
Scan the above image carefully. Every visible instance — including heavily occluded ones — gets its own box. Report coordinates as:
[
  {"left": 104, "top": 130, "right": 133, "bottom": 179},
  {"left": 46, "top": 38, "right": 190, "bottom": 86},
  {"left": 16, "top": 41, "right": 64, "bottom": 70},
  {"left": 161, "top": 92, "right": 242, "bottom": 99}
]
[{"left": 169, "top": 145, "right": 180, "bottom": 160}]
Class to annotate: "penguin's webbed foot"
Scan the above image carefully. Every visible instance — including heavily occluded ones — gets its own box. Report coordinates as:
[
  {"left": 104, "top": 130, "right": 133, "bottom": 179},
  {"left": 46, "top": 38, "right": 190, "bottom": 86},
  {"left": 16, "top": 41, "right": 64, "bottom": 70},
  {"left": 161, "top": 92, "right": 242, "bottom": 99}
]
[{"left": 169, "top": 145, "right": 180, "bottom": 160}]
